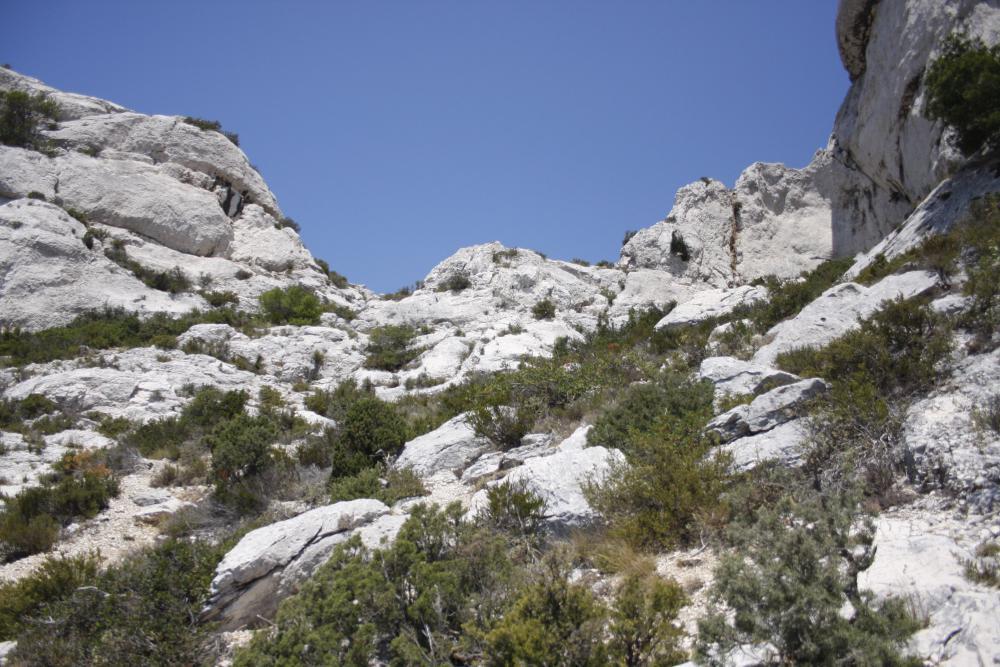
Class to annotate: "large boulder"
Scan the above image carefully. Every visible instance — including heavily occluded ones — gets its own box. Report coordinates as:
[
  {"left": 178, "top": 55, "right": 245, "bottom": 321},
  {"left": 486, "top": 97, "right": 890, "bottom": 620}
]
[
  {"left": 707, "top": 378, "right": 828, "bottom": 444},
  {"left": 720, "top": 420, "right": 809, "bottom": 472},
  {"left": 752, "top": 270, "right": 940, "bottom": 366},
  {"left": 655, "top": 285, "right": 767, "bottom": 331},
  {"left": 698, "top": 356, "right": 800, "bottom": 400},
  {"left": 393, "top": 413, "right": 494, "bottom": 478},
  {"left": 202, "top": 499, "right": 389, "bottom": 630}
]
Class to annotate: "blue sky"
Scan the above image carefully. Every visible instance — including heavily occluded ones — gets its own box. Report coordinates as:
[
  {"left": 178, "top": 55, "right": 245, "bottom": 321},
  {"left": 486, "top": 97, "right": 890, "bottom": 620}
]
[{"left": 5, "top": 1, "right": 848, "bottom": 293}]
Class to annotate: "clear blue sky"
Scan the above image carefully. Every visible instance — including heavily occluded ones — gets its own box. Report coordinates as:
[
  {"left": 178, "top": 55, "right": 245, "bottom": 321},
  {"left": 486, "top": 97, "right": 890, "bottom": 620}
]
[{"left": 5, "top": 1, "right": 848, "bottom": 293}]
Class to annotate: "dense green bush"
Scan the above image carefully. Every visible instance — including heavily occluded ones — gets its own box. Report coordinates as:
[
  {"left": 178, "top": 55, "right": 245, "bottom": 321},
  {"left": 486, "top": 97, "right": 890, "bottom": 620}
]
[
  {"left": 0, "top": 89, "right": 58, "bottom": 149},
  {"left": 258, "top": 285, "right": 322, "bottom": 325},
  {"left": 532, "top": 298, "right": 557, "bottom": 320},
  {"left": 0, "top": 552, "right": 100, "bottom": 640},
  {"left": 436, "top": 272, "right": 472, "bottom": 292},
  {"left": 479, "top": 478, "right": 547, "bottom": 540},
  {"left": 925, "top": 34, "right": 1000, "bottom": 154},
  {"left": 697, "top": 492, "right": 922, "bottom": 666},
  {"left": 207, "top": 414, "right": 279, "bottom": 493},
  {"left": 331, "top": 397, "right": 408, "bottom": 476},
  {"left": 303, "top": 378, "right": 374, "bottom": 422},
  {"left": 587, "top": 373, "right": 715, "bottom": 457},
  {"left": 363, "top": 324, "right": 421, "bottom": 371},
  {"left": 0, "top": 393, "right": 57, "bottom": 432},
  {"left": 10, "top": 538, "right": 223, "bottom": 666}
]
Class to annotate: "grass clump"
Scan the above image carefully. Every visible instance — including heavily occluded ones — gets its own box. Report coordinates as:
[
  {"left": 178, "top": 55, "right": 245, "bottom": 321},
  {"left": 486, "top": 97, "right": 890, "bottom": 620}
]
[
  {"left": 962, "top": 540, "right": 1000, "bottom": 588},
  {"left": 258, "top": 285, "right": 322, "bottom": 325},
  {"left": 363, "top": 324, "right": 421, "bottom": 371}
]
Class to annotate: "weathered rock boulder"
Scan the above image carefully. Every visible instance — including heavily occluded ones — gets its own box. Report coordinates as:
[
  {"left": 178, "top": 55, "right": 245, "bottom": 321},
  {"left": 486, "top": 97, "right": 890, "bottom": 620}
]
[
  {"left": 720, "top": 420, "right": 809, "bottom": 472},
  {"left": 707, "top": 378, "right": 828, "bottom": 443},
  {"left": 752, "top": 270, "right": 940, "bottom": 366},
  {"left": 393, "top": 413, "right": 493, "bottom": 478},
  {"left": 655, "top": 285, "right": 767, "bottom": 331},
  {"left": 203, "top": 499, "right": 389, "bottom": 630},
  {"left": 698, "top": 356, "right": 800, "bottom": 400}
]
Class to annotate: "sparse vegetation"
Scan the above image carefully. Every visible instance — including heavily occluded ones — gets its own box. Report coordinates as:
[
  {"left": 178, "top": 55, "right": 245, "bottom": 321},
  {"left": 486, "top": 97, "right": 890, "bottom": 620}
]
[
  {"left": 532, "top": 298, "right": 557, "bottom": 320},
  {"left": 436, "top": 272, "right": 472, "bottom": 292},
  {"left": 182, "top": 116, "right": 240, "bottom": 146},
  {"left": 104, "top": 241, "right": 193, "bottom": 294}
]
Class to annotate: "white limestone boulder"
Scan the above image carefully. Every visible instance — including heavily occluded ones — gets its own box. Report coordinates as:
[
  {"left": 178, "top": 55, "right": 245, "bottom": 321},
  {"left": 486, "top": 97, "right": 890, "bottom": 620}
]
[
  {"left": 752, "top": 271, "right": 939, "bottom": 366},
  {"left": 707, "top": 378, "right": 828, "bottom": 443},
  {"left": 698, "top": 356, "right": 799, "bottom": 400},
  {"left": 655, "top": 285, "right": 767, "bottom": 331},
  {"left": 203, "top": 499, "right": 389, "bottom": 630},
  {"left": 393, "top": 413, "right": 493, "bottom": 478},
  {"left": 720, "top": 420, "right": 809, "bottom": 472}
]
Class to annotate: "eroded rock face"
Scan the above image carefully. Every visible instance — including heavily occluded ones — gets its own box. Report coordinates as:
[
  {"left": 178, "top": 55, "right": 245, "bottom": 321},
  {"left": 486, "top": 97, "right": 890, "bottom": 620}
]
[
  {"left": 707, "top": 378, "right": 827, "bottom": 444},
  {"left": 698, "top": 356, "right": 800, "bottom": 400},
  {"left": 0, "top": 200, "right": 207, "bottom": 330},
  {"left": 830, "top": 0, "right": 1000, "bottom": 255},
  {"left": 393, "top": 413, "right": 493, "bottom": 478},
  {"left": 203, "top": 499, "right": 390, "bottom": 630}
]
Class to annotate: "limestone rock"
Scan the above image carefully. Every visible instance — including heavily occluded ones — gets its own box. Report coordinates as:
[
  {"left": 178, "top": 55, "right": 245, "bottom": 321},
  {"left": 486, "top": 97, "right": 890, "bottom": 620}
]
[
  {"left": 0, "top": 199, "right": 206, "bottom": 330},
  {"left": 203, "top": 499, "right": 389, "bottom": 630},
  {"left": 393, "top": 413, "right": 493, "bottom": 478},
  {"left": 655, "top": 285, "right": 767, "bottom": 331},
  {"left": 707, "top": 379, "right": 827, "bottom": 443},
  {"left": 0, "top": 67, "right": 127, "bottom": 121},
  {"left": 752, "top": 270, "right": 940, "bottom": 366},
  {"left": 720, "top": 420, "right": 809, "bottom": 472},
  {"left": 860, "top": 503, "right": 1000, "bottom": 664},
  {"left": 698, "top": 356, "right": 800, "bottom": 400},
  {"left": 468, "top": 445, "right": 624, "bottom": 531}
]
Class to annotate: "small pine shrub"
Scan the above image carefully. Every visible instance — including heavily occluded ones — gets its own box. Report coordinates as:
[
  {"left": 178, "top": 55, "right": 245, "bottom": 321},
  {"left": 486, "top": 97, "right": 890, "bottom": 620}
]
[
  {"left": 479, "top": 478, "right": 547, "bottom": 539},
  {"left": 492, "top": 248, "right": 519, "bottom": 264},
  {"left": 331, "top": 397, "right": 408, "bottom": 476},
  {"left": 925, "top": 34, "right": 1000, "bottom": 154},
  {"left": 470, "top": 403, "right": 537, "bottom": 450},
  {"left": 200, "top": 290, "right": 238, "bottom": 307},
  {"left": 622, "top": 229, "right": 638, "bottom": 246},
  {"left": 207, "top": 414, "right": 279, "bottom": 493},
  {"left": 0, "top": 90, "right": 59, "bottom": 150},
  {"left": 669, "top": 230, "right": 691, "bottom": 261},
  {"left": 258, "top": 285, "right": 322, "bottom": 325},
  {"left": 532, "top": 298, "right": 556, "bottom": 320},
  {"left": 436, "top": 272, "right": 472, "bottom": 292},
  {"left": 363, "top": 324, "right": 421, "bottom": 371}
]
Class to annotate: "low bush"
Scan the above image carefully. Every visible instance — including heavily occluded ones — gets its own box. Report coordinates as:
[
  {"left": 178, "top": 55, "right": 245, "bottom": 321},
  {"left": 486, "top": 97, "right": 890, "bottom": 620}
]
[
  {"left": 363, "top": 324, "right": 421, "bottom": 371},
  {"left": 925, "top": 34, "right": 1000, "bottom": 154},
  {"left": 436, "top": 272, "right": 472, "bottom": 292},
  {"left": 532, "top": 298, "right": 557, "bottom": 320},
  {"left": 258, "top": 285, "right": 322, "bottom": 325},
  {"left": 303, "top": 378, "right": 374, "bottom": 422},
  {"left": 973, "top": 394, "right": 1000, "bottom": 435},
  {"left": 0, "top": 552, "right": 100, "bottom": 640},
  {"left": 104, "top": 242, "right": 192, "bottom": 294},
  {"left": 962, "top": 540, "right": 999, "bottom": 588},
  {"left": 200, "top": 290, "right": 239, "bottom": 307},
  {"left": 182, "top": 115, "right": 240, "bottom": 146},
  {"left": 479, "top": 478, "right": 547, "bottom": 540},
  {"left": 697, "top": 492, "right": 923, "bottom": 666},
  {"left": 0, "top": 90, "right": 58, "bottom": 150},
  {"left": 10, "top": 538, "right": 223, "bottom": 666},
  {"left": 470, "top": 403, "right": 537, "bottom": 449},
  {"left": 207, "top": 413, "right": 279, "bottom": 494},
  {"left": 327, "top": 465, "right": 426, "bottom": 505},
  {"left": 331, "top": 397, "right": 408, "bottom": 476}
]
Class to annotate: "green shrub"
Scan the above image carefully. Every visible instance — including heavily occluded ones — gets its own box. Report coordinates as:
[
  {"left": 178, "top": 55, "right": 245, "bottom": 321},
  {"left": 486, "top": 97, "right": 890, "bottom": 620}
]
[
  {"left": 532, "top": 298, "right": 557, "bottom": 320},
  {"left": 697, "top": 492, "right": 922, "bottom": 666},
  {"left": 962, "top": 540, "right": 1000, "bottom": 588},
  {"left": 973, "top": 394, "right": 1000, "bottom": 435},
  {"left": 26, "top": 191, "right": 46, "bottom": 200},
  {"left": 437, "top": 272, "right": 472, "bottom": 292},
  {"left": 610, "top": 573, "right": 687, "bottom": 667},
  {"left": 960, "top": 196, "right": 1000, "bottom": 349},
  {"left": 0, "top": 552, "right": 100, "bottom": 640},
  {"left": 776, "top": 297, "right": 952, "bottom": 397},
  {"left": 235, "top": 503, "right": 514, "bottom": 666},
  {"left": 200, "top": 289, "right": 239, "bottom": 307},
  {"left": 258, "top": 285, "right": 322, "bottom": 325},
  {"left": 669, "top": 231, "right": 691, "bottom": 261},
  {"left": 486, "top": 554, "right": 609, "bottom": 666},
  {"left": 182, "top": 116, "right": 239, "bottom": 146},
  {"left": 570, "top": 257, "right": 591, "bottom": 266},
  {"left": 925, "top": 34, "right": 1000, "bottom": 154},
  {"left": 10, "top": 538, "right": 223, "bottom": 666},
  {"left": 207, "top": 414, "right": 279, "bottom": 493},
  {"left": 363, "top": 324, "right": 421, "bottom": 371},
  {"left": 328, "top": 465, "right": 427, "bottom": 505},
  {"left": 303, "top": 379, "right": 374, "bottom": 422},
  {"left": 332, "top": 397, "right": 408, "bottom": 476},
  {"left": 276, "top": 216, "right": 300, "bottom": 233},
  {"left": 0, "top": 90, "right": 58, "bottom": 149},
  {"left": 479, "top": 478, "right": 547, "bottom": 539},
  {"left": 0, "top": 393, "right": 58, "bottom": 433},
  {"left": 587, "top": 373, "right": 715, "bottom": 457},
  {"left": 470, "top": 403, "right": 537, "bottom": 449},
  {"left": 622, "top": 229, "right": 638, "bottom": 246},
  {"left": 104, "top": 242, "right": 193, "bottom": 294},
  {"left": 493, "top": 248, "right": 519, "bottom": 264}
]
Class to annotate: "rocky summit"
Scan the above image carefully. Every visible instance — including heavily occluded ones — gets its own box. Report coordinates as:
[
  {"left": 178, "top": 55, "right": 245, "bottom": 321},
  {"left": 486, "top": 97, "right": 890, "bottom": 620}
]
[{"left": 1, "top": 1, "right": 1000, "bottom": 665}]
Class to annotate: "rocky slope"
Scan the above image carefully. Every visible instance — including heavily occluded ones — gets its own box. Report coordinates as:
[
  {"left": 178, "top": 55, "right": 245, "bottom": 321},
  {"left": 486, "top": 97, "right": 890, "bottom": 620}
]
[{"left": 2, "top": 1, "right": 1000, "bottom": 664}]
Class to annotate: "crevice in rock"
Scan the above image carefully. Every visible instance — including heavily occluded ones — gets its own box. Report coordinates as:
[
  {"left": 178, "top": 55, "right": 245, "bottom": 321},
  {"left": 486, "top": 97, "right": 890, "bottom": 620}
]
[{"left": 728, "top": 194, "right": 742, "bottom": 285}]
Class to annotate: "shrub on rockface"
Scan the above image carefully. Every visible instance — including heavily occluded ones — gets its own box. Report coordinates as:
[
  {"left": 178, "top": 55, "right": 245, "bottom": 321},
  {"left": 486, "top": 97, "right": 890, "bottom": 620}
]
[
  {"left": 329, "top": 397, "right": 408, "bottom": 477},
  {"left": 258, "top": 285, "right": 322, "bottom": 325},
  {"left": 925, "top": 34, "right": 1000, "bottom": 154},
  {"left": 363, "top": 324, "right": 421, "bottom": 371},
  {"left": 697, "top": 492, "right": 922, "bottom": 666},
  {"left": 207, "top": 413, "right": 279, "bottom": 494},
  {"left": 0, "top": 89, "right": 58, "bottom": 150}
]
